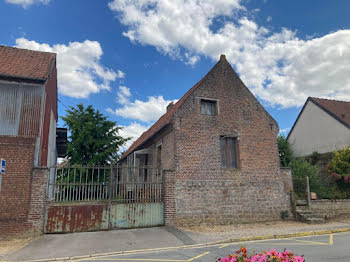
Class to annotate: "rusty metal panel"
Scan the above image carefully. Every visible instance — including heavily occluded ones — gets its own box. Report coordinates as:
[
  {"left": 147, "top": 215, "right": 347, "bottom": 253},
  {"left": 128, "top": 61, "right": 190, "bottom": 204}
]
[
  {"left": 18, "top": 84, "right": 43, "bottom": 136},
  {"left": 0, "top": 82, "right": 44, "bottom": 137},
  {"left": 110, "top": 202, "right": 164, "bottom": 229},
  {"left": 44, "top": 204, "right": 109, "bottom": 233},
  {"left": 0, "top": 83, "right": 21, "bottom": 136}
]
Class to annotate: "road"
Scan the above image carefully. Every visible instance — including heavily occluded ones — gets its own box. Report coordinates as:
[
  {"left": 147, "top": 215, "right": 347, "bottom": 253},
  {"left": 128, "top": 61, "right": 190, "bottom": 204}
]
[{"left": 80, "top": 232, "right": 350, "bottom": 262}]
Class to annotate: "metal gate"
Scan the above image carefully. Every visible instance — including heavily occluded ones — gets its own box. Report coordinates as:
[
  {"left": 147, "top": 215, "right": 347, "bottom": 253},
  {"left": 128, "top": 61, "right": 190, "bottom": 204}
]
[{"left": 45, "top": 165, "right": 164, "bottom": 233}]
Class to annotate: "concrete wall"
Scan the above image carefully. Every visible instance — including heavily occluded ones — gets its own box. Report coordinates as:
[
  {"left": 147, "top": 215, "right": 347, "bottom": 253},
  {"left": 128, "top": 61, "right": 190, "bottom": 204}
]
[
  {"left": 311, "top": 199, "right": 350, "bottom": 219},
  {"left": 288, "top": 101, "right": 350, "bottom": 157}
]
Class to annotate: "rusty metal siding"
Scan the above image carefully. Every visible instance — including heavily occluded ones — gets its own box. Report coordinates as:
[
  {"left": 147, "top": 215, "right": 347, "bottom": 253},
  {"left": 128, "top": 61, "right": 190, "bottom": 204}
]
[
  {"left": 0, "top": 81, "right": 44, "bottom": 137},
  {"left": 110, "top": 203, "right": 164, "bottom": 229},
  {"left": 18, "top": 86, "right": 43, "bottom": 136},
  {"left": 45, "top": 204, "right": 109, "bottom": 233}
]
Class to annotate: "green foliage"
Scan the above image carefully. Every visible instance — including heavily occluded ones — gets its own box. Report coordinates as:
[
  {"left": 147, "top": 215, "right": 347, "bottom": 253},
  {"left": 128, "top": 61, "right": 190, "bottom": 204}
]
[
  {"left": 310, "top": 151, "right": 320, "bottom": 165},
  {"left": 328, "top": 146, "right": 350, "bottom": 176},
  {"left": 290, "top": 159, "right": 319, "bottom": 199},
  {"left": 327, "top": 146, "right": 350, "bottom": 196},
  {"left": 61, "top": 104, "right": 130, "bottom": 165},
  {"left": 290, "top": 159, "right": 318, "bottom": 180},
  {"left": 277, "top": 134, "right": 294, "bottom": 167}
]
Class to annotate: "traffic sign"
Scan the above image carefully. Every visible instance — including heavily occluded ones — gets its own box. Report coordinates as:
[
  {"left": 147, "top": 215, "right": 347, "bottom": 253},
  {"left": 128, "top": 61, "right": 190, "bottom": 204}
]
[{"left": 1, "top": 159, "right": 5, "bottom": 174}]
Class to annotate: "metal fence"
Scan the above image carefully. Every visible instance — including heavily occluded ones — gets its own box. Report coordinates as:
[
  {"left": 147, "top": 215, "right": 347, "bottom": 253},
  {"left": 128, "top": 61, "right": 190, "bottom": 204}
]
[{"left": 50, "top": 165, "right": 163, "bottom": 203}]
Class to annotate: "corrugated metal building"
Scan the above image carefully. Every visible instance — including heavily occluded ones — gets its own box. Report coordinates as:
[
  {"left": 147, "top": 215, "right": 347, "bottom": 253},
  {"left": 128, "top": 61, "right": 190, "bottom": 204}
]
[{"left": 0, "top": 45, "right": 57, "bottom": 237}]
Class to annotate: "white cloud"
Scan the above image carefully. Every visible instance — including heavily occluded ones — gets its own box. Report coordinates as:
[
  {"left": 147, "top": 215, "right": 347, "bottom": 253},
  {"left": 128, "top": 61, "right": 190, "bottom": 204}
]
[
  {"left": 266, "top": 16, "right": 272, "bottom": 22},
  {"left": 279, "top": 127, "right": 290, "bottom": 135},
  {"left": 117, "top": 85, "right": 131, "bottom": 104},
  {"left": 5, "top": 0, "right": 49, "bottom": 8},
  {"left": 110, "top": 95, "right": 177, "bottom": 123},
  {"left": 16, "top": 38, "right": 124, "bottom": 98},
  {"left": 109, "top": 0, "right": 350, "bottom": 108},
  {"left": 116, "top": 70, "right": 125, "bottom": 78},
  {"left": 118, "top": 122, "right": 149, "bottom": 150}
]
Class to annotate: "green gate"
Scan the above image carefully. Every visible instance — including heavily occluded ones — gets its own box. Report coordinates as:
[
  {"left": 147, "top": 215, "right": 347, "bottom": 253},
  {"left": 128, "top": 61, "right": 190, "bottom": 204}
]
[{"left": 45, "top": 165, "right": 164, "bottom": 233}]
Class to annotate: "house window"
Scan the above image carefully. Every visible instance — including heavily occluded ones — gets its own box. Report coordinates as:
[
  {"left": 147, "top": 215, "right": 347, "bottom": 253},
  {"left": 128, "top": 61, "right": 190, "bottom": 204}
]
[
  {"left": 220, "top": 136, "right": 239, "bottom": 169},
  {"left": 201, "top": 99, "right": 217, "bottom": 115}
]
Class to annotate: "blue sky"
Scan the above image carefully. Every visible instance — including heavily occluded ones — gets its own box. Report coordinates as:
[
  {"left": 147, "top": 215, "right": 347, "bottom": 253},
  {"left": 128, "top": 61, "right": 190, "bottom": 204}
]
[{"left": 0, "top": 0, "right": 349, "bottom": 148}]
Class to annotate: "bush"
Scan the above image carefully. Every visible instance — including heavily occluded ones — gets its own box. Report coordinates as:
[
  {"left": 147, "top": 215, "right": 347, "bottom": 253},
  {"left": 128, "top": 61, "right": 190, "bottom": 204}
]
[
  {"left": 327, "top": 146, "right": 350, "bottom": 197},
  {"left": 278, "top": 135, "right": 294, "bottom": 167},
  {"left": 218, "top": 247, "right": 304, "bottom": 262},
  {"left": 289, "top": 159, "right": 320, "bottom": 199}
]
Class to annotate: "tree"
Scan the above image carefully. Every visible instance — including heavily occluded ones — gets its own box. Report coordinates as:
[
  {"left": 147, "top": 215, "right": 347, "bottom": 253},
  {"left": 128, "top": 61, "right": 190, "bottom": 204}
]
[
  {"left": 277, "top": 134, "right": 294, "bottom": 167},
  {"left": 61, "top": 104, "right": 129, "bottom": 165}
]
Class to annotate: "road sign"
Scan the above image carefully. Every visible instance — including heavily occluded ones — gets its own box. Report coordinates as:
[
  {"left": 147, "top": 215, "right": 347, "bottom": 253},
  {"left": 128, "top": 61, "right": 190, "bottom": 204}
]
[{"left": 1, "top": 159, "right": 5, "bottom": 174}]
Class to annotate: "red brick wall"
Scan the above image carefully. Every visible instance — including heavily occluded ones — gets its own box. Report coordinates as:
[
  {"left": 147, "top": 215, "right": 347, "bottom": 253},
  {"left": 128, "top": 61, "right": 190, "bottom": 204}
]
[
  {"left": 0, "top": 137, "right": 48, "bottom": 239},
  {"left": 0, "top": 136, "right": 36, "bottom": 220},
  {"left": 166, "top": 57, "right": 291, "bottom": 225}
]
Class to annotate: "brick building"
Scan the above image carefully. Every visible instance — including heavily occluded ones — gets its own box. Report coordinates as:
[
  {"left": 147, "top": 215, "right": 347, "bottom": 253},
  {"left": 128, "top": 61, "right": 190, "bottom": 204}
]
[
  {"left": 0, "top": 45, "right": 57, "bottom": 238},
  {"left": 120, "top": 55, "right": 292, "bottom": 226}
]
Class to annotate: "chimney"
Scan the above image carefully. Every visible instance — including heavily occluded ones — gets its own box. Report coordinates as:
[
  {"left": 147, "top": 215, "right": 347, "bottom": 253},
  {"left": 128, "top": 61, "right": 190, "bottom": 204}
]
[
  {"left": 167, "top": 102, "right": 174, "bottom": 112},
  {"left": 220, "top": 54, "right": 226, "bottom": 61}
]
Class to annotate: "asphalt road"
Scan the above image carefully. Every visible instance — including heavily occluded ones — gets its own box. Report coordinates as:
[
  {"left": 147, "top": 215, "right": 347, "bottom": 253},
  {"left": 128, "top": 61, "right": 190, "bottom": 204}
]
[{"left": 80, "top": 232, "right": 350, "bottom": 262}]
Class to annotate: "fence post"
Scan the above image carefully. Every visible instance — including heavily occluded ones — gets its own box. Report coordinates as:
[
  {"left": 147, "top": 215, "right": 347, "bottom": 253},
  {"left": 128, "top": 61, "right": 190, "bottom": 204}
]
[
  {"left": 306, "top": 176, "right": 311, "bottom": 210},
  {"left": 108, "top": 164, "right": 114, "bottom": 229}
]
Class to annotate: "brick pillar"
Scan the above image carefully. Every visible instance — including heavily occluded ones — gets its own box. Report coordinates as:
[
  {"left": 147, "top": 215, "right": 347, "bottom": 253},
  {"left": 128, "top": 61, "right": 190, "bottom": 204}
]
[
  {"left": 27, "top": 167, "right": 49, "bottom": 235},
  {"left": 163, "top": 170, "right": 176, "bottom": 226}
]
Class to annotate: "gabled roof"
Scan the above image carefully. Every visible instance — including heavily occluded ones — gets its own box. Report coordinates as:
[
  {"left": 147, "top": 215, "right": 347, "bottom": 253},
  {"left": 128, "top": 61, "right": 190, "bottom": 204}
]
[
  {"left": 311, "top": 97, "right": 350, "bottom": 127},
  {"left": 0, "top": 45, "right": 56, "bottom": 82},
  {"left": 287, "top": 97, "right": 350, "bottom": 140},
  {"left": 121, "top": 55, "right": 277, "bottom": 160},
  {"left": 121, "top": 55, "right": 228, "bottom": 160}
]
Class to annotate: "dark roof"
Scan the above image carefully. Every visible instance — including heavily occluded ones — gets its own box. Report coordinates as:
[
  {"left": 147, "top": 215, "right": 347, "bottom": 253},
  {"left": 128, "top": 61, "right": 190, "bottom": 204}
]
[
  {"left": 311, "top": 97, "right": 350, "bottom": 127},
  {"left": 287, "top": 97, "right": 350, "bottom": 140},
  {"left": 0, "top": 45, "right": 56, "bottom": 81}
]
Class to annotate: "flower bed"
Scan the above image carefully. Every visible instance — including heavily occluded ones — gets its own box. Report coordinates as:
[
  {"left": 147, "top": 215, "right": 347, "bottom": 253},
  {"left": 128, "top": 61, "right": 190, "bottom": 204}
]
[{"left": 218, "top": 247, "right": 304, "bottom": 262}]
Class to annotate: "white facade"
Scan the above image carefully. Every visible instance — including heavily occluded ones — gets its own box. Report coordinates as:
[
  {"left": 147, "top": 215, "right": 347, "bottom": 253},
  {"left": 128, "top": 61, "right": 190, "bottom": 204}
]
[{"left": 288, "top": 100, "right": 350, "bottom": 157}]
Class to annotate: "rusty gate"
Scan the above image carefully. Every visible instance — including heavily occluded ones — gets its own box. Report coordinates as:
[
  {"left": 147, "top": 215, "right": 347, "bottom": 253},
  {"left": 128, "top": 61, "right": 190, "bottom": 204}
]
[{"left": 44, "top": 165, "right": 164, "bottom": 233}]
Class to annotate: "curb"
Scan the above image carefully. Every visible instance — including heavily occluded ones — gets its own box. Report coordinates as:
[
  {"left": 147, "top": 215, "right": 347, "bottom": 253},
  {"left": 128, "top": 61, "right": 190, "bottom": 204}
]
[{"left": 19, "top": 228, "right": 350, "bottom": 262}]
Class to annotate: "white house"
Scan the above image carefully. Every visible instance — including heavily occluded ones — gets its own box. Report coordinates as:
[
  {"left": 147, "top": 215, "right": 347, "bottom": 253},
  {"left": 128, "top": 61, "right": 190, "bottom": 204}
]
[{"left": 287, "top": 97, "right": 350, "bottom": 157}]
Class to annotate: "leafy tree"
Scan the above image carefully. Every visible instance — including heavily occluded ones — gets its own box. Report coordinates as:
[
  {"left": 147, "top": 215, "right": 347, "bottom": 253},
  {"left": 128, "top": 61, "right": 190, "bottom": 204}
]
[
  {"left": 61, "top": 104, "right": 129, "bottom": 165},
  {"left": 277, "top": 134, "right": 294, "bottom": 167}
]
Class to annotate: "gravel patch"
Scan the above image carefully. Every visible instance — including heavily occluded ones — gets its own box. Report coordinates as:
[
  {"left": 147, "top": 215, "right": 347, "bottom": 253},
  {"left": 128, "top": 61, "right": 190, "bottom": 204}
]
[{"left": 0, "top": 237, "right": 38, "bottom": 261}]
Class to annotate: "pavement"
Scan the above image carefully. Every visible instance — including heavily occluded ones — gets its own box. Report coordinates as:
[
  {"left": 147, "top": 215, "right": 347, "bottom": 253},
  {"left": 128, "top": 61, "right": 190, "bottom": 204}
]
[
  {"left": 2, "top": 219, "right": 350, "bottom": 262},
  {"left": 78, "top": 232, "right": 350, "bottom": 262}
]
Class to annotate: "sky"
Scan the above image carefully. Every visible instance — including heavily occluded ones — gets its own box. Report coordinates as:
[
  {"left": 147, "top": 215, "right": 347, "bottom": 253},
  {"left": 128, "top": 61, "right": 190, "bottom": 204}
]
[{"left": 0, "top": 0, "right": 349, "bottom": 149}]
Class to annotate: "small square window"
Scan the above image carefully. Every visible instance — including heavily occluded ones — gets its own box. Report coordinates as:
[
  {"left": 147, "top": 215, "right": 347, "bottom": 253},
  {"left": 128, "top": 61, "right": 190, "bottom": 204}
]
[{"left": 201, "top": 99, "right": 217, "bottom": 115}]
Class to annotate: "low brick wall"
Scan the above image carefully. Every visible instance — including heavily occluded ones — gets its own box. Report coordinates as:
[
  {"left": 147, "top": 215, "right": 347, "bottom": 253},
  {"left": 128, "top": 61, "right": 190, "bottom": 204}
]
[
  {"left": 311, "top": 199, "right": 350, "bottom": 219},
  {"left": 173, "top": 179, "right": 291, "bottom": 226}
]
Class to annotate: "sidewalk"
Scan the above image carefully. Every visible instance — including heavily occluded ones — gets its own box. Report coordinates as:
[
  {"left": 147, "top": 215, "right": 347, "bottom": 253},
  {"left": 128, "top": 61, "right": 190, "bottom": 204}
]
[{"left": 3, "top": 217, "right": 350, "bottom": 262}]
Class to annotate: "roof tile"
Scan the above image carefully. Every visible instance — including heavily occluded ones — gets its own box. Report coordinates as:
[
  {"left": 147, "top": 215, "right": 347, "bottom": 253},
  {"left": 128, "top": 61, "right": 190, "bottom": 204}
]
[
  {"left": 0, "top": 45, "right": 56, "bottom": 80},
  {"left": 311, "top": 97, "right": 350, "bottom": 127}
]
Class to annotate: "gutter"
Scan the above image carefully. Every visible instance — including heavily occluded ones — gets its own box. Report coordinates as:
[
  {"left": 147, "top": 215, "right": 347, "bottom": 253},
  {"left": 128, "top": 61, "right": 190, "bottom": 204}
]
[{"left": 0, "top": 73, "right": 47, "bottom": 84}]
